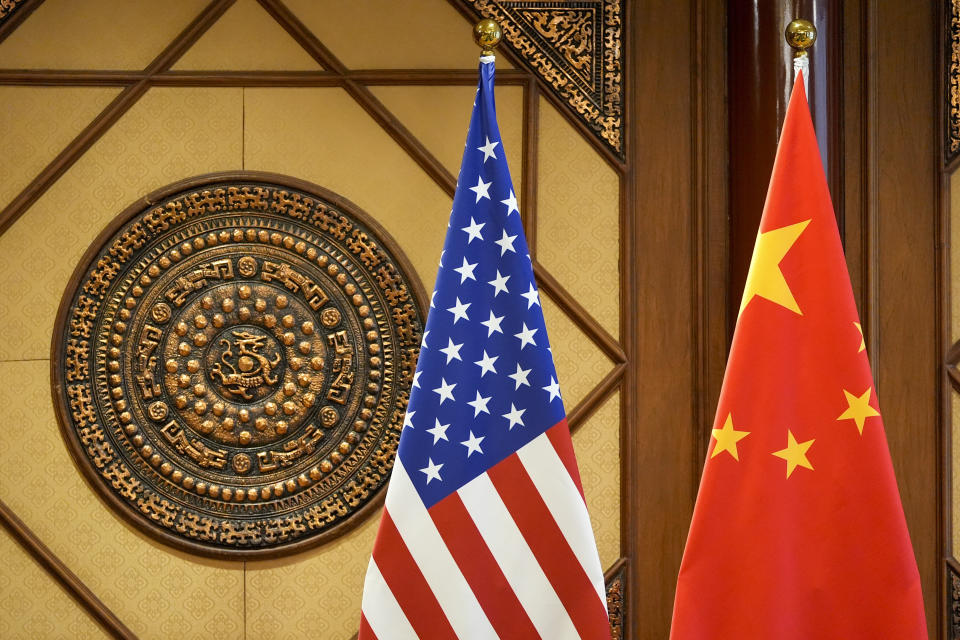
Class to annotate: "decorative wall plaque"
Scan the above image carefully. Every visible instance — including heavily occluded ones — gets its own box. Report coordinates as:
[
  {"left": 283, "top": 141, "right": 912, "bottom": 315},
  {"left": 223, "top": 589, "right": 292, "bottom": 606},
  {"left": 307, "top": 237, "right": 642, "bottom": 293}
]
[{"left": 52, "top": 172, "right": 425, "bottom": 558}]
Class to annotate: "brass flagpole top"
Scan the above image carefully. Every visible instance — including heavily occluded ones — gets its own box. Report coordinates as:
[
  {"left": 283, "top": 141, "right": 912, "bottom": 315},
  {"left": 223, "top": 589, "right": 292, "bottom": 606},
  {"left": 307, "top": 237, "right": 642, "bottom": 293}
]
[
  {"left": 785, "top": 18, "right": 817, "bottom": 58},
  {"left": 473, "top": 18, "right": 502, "bottom": 56}
]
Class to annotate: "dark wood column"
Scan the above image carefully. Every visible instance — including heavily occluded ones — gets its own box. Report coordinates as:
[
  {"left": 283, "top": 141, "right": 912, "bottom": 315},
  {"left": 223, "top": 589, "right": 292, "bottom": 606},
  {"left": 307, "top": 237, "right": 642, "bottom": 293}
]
[{"left": 727, "top": 0, "right": 843, "bottom": 332}]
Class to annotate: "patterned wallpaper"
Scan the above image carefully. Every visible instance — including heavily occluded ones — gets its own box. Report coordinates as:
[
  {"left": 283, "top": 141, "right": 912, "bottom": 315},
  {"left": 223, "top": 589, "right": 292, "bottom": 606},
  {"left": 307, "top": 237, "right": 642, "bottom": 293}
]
[
  {"left": 538, "top": 96, "right": 621, "bottom": 338},
  {"left": 0, "top": 0, "right": 206, "bottom": 69}
]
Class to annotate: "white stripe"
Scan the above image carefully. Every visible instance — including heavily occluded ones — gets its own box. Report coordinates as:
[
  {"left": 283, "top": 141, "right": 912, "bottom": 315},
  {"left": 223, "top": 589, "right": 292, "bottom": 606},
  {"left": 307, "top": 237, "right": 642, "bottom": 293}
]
[
  {"left": 517, "top": 433, "right": 608, "bottom": 605},
  {"left": 385, "top": 460, "right": 498, "bottom": 640},
  {"left": 458, "top": 472, "right": 580, "bottom": 639},
  {"left": 361, "top": 558, "right": 418, "bottom": 640}
]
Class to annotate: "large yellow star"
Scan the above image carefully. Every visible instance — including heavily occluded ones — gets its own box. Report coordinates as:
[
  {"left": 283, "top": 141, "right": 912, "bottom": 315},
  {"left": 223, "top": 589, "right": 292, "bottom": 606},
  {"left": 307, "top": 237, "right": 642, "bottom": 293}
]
[
  {"left": 711, "top": 413, "right": 750, "bottom": 460},
  {"left": 772, "top": 430, "right": 814, "bottom": 478},
  {"left": 837, "top": 387, "right": 880, "bottom": 434},
  {"left": 739, "top": 219, "right": 811, "bottom": 317}
]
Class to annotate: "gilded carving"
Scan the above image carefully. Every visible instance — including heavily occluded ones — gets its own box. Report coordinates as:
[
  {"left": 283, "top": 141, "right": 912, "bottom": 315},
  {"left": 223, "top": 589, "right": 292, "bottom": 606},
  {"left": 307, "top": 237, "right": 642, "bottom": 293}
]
[
  {"left": 605, "top": 561, "right": 626, "bottom": 638},
  {"left": 53, "top": 173, "right": 425, "bottom": 558},
  {"left": 949, "top": 1, "right": 960, "bottom": 163},
  {"left": 952, "top": 562, "right": 960, "bottom": 640},
  {"left": 460, "top": 0, "right": 624, "bottom": 157},
  {"left": 0, "top": 0, "right": 28, "bottom": 22}
]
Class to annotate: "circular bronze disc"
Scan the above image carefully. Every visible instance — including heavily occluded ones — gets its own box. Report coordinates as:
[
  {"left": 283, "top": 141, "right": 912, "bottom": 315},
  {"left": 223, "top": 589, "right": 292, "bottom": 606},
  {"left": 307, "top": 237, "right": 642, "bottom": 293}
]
[{"left": 52, "top": 172, "right": 426, "bottom": 558}]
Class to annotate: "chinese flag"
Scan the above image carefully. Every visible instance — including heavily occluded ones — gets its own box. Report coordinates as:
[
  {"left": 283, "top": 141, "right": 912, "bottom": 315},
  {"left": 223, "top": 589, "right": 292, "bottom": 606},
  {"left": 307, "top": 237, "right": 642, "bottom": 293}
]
[{"left": 670, "top": 75, "right": 927, "bottom": 638}]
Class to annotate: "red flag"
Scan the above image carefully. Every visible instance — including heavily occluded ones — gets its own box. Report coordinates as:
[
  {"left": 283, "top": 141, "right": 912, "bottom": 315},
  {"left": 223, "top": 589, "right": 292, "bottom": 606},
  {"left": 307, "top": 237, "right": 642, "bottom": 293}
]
[{"left": 670, "top": 75, "right": 927, "bottom": 638}]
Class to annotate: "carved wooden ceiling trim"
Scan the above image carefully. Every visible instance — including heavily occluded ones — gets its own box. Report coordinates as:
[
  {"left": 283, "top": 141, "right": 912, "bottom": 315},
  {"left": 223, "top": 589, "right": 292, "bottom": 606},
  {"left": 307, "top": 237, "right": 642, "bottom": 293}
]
[{"left": 455, "top": 0, "right": 624, "bottom": 159}]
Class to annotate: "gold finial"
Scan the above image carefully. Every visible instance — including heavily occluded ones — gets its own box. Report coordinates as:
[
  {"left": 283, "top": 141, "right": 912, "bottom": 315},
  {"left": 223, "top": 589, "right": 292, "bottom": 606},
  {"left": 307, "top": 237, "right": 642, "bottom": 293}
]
[
  {"left": 473, "top": 18, "right": 502, "bottom": 56},
  {"left": 785, "top": 18, "right": 817, "bottom": 58}
]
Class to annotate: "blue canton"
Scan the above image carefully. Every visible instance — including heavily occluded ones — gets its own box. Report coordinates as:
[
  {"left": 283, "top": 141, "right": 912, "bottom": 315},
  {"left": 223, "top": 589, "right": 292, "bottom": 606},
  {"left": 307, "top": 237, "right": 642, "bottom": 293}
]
[{"left": 396, "top": 60, "right": 566, "bottom": 508}]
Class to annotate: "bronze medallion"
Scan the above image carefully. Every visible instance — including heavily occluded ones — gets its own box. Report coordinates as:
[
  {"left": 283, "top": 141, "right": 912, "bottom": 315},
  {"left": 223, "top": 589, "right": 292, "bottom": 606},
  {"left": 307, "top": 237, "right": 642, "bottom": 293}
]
[{"left": 52, "top": 172, "right": 425, "bottom": 558}]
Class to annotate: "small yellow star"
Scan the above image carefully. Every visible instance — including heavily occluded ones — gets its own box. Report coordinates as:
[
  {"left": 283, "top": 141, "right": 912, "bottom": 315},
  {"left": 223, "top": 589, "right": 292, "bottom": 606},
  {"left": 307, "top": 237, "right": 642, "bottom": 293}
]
[
  {"left": 837, "top": 387, "right": 880, "bottom": 434},
  {"left": 772, "top": 430, "right": 814, "bottom": 478},
  {"left": 853, "top": 322, "right": 866, "bottom": 353},
  {"left": 739, "top": 219, "right": 811, "bottom": 317},
  {"left": 711, "top": 413, "right": 750, "bottom": 461}
]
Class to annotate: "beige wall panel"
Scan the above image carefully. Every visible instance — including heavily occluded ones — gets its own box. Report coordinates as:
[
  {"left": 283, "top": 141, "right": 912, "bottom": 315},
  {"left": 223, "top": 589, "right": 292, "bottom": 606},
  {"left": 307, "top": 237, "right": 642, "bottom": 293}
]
[
  {"left": 571, "top": 391, "right": 621, "bottom": 570},
  {"left": 0, "top": 361, "right": 244, "bottom": 638},
  {"left": 243, "top": 87, "right": 451, "bottom": 291},
  {"left": 0, "top": 528, "right": 107, "bottom": 640},
  {"left": 246, "top": 515, "right": 380, "bottom": 639},
  {"left": 0, "top": 87, "right": 242, "bottom": 361},
  {"left": 371, "top": 85, "right": 524, "bottom": 193},
  {"left": 173, "top": 0, "right": 322, "bottom": 70},
  {"left": 0, "top": 87, "right": 121, "bottom": 212},
  {"left": 284, "top": 0, "right": 512, "bottom": 69},
  {"left": 0, "top": 0, "right": 206, "bottom": 69},
  {"left": 542, "top": 293, "right": 614, "bottom": 410},
  {"left": 537, "top": 98, "right": 620, "bottom": 338}
]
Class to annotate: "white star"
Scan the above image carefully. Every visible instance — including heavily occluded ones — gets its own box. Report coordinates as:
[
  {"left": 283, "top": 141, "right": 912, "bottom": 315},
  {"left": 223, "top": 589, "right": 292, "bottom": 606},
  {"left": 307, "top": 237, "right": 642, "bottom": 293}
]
[
  {"left": 433, "top": 378, "right": 456, "bottom": 404},
  {"left": 469, "top": 176, "right": 492, "bottom": 203},
  {"left": 412, "top": 370, "right": 422, "bottom": 388},
  {"left": 488, "top": 270, "right": 510, "bottom": 297},
  {"left": 421, "top": 458, "right": 443, "bottom": 483},
  {"left": 403, "top": 410, "right": 415, "bottom": 429},
  {"left": 480, "top": 310, "right": 504, "bottom": 336},
  {"left": 453, "top": 257, "right": 478, "bottom": 283},
  {"left": 477, "top": 136, "right": 500, "bottom": 163},
  {"left": 543, "top": 376, "right": 562, "bottom": 402},
  {"left": 430, "top": 290, "right": 437, "bottom": 308},
  {"left": 477, "top": 136, "right": 500, "bottom": 164},
  {"left": 447, "top": 297, "right": 471, "bottom": 324},
  {"left": 508, "top": 363, "right": 531, "bottom": 389},
  {"left": 494, "top": 229, "right": 517, "bottom": 256},
  {"left": 474, "top": 350, "right": 498, "bottom": 377},
  {"left": 514, "top": 323, "right": 538, "bottom": 350},
  {"left": 501, "top": 190, "right": 519, "bottom": 215},
  {"left": 466, "top": 391, "right": 492, "bottom": 417},
  {"left": 521, "top": 283, "right": 541, "bottom": 309},
  {"left": 439, "top": 337, "right": 464, "bottom": 364},
  {"left": 461, "top": 431, "right": 484, "bottom": 457},
  {"left": 502, "top": 403, "right": 526, "bottom": 430},
  {"left": 422, "top": 330, "right": 430, "bottom": 348},
  {"left": 426, "top": 418, "right": 450, "bottom": 444},
  {"left": 438, "top": 250, "right": 446, "bottom": 268},
  {"left": 462, "top": 216, "right": 485, "bottom": 243}
]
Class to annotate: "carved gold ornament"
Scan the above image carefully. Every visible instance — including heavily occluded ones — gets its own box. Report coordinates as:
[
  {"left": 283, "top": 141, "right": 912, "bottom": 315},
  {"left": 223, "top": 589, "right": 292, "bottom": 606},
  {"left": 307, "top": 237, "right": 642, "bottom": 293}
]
[
  {"left": 948, "top": 0, "right": 960, "bottom": 162},
  {"left": 462, "top": 0, "right": 624, "bottom": 157},
  {"left": 52, "top": 173, "right": 425, "bottom": 558}
]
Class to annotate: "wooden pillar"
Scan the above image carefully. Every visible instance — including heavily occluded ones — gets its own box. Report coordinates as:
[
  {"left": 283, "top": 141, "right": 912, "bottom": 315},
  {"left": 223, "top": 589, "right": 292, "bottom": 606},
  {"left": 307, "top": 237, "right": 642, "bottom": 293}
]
[{"left": 727, "top": 0, "right": 842, "bottom": 332}]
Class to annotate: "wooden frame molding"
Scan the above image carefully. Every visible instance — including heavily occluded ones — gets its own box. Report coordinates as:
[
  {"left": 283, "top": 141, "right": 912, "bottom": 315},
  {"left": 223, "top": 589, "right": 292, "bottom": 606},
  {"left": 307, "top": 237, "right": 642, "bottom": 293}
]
[
  {"left": 0, "top": 0, "right": 237, "bottom": 236},
  {"left": 0, "top": 499, "right": 135, "bottom": 639},
  {"left": 0, "top": 0, "right": 41, "bottom": 46}
]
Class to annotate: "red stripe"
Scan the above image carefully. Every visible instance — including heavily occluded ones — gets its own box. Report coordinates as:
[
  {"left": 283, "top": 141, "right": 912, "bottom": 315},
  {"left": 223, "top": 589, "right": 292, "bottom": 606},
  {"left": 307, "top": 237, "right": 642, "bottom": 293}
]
[
  {"left": 547, "top": 418, "right": 586, "bottom": 498},
  {"left": 371, "top": 510, "right": 458, "bottom": 640},
  {"left": 358, "top": 613, "right": 377, "bottom": 640},
  {"left": 429, "top": 491, "right": 542, "bottom": 640},
  {"left": 488, "top": 454, "right": 610, "bottom": 640}
]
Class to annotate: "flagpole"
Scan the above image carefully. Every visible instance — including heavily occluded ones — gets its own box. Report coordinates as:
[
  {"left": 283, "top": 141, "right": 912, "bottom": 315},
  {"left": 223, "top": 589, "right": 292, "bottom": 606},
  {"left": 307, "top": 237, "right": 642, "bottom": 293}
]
[{"left": 785, "top": 18, "right": 817, "bottom": 94}]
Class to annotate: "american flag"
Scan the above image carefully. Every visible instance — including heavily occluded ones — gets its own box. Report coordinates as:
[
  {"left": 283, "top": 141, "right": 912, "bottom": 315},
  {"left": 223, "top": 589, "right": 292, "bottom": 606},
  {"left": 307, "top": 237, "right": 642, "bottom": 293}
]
[{"left": 358, "top": 58, "right": 611, "bottom": 640}]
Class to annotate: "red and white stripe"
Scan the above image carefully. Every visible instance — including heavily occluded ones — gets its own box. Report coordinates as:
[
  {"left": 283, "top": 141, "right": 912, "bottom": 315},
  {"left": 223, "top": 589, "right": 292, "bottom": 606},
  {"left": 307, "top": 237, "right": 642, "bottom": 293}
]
[{"left": 360, "top": 421, "right": 610, "bottom": 640}]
